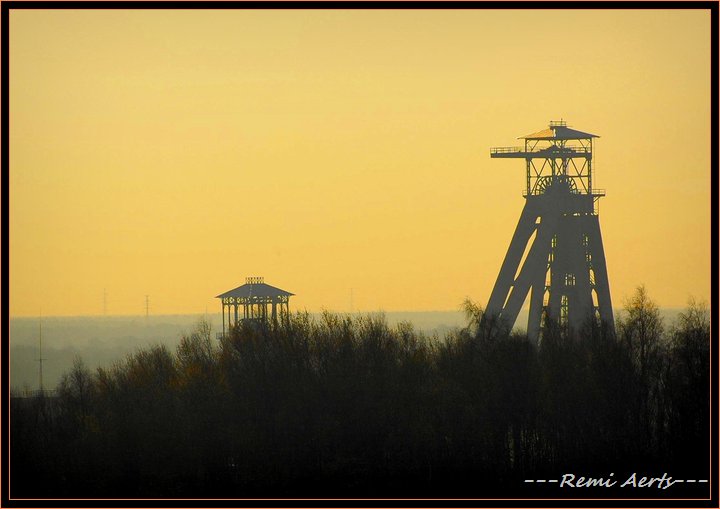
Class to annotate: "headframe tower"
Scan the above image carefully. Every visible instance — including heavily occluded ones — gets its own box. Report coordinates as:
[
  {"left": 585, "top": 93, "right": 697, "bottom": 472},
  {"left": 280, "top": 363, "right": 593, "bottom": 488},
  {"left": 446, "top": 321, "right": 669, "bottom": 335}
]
[{"left": 486, "top": 120, "right": 614, "bottom": 341}]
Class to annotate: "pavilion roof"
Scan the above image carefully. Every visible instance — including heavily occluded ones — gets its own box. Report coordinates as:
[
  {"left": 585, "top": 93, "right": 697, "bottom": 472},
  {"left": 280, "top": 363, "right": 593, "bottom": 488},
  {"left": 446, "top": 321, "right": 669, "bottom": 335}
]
[{"left": 216, "top": 282, "right": 294, "bottom": 299}]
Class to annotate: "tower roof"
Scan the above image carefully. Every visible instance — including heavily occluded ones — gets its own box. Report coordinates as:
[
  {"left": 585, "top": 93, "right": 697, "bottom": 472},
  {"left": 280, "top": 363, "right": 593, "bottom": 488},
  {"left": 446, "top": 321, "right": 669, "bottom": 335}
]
[
  {"left": 520, "top": 121, "right": 599, "bottom": 140},
  {"left": 216, "top": 282, "right": 294, "bottom": 299}
]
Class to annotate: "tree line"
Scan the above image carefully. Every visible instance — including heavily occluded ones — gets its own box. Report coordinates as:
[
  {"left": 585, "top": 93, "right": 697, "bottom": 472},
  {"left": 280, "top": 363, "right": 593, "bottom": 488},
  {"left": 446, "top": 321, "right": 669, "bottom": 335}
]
[{"left": 10, "top": 286, "right": 710, "bottom": 498}]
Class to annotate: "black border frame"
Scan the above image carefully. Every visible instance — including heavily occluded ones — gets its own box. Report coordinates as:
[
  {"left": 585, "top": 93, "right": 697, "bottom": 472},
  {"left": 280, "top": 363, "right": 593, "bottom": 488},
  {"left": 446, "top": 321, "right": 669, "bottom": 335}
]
[{"left": 1, "top": 2, "right": 717, "bottom": 507}]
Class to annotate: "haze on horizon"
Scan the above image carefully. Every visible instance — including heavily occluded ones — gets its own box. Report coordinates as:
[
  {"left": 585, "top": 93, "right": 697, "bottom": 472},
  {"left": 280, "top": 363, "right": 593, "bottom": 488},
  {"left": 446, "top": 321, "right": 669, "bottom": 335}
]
[{"left": 9, "top": 9, "right": 711, "bottom": 317}]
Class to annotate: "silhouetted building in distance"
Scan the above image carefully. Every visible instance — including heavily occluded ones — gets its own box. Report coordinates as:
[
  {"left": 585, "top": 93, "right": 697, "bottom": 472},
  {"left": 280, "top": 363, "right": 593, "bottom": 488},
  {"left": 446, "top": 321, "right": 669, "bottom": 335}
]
[
  {"left": 486, "top": 120, "right": 614, "bottom": 341},
  {"left": 216, "top": 277, "right": 294, "bottom": 336}
]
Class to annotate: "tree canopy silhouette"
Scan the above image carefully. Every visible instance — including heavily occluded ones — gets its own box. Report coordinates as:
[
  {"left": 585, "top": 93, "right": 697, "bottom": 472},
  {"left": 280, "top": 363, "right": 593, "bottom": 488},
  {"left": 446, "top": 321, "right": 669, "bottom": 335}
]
[{"left": 10, "top": 288, "right": 710, "bottom": 498}]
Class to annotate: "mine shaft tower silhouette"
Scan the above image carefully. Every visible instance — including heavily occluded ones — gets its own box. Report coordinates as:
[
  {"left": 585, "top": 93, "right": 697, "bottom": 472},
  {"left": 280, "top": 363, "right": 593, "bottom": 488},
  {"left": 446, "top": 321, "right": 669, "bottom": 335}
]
[{"left": 486, "top": 120, "right": 614, "bottom": 341}]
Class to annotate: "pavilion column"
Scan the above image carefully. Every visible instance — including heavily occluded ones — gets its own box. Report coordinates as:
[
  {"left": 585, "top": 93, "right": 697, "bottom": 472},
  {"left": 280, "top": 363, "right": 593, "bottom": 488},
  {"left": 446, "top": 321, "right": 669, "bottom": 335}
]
[{"left": 222, "top": 301, "right": 226, "bottom": 336}]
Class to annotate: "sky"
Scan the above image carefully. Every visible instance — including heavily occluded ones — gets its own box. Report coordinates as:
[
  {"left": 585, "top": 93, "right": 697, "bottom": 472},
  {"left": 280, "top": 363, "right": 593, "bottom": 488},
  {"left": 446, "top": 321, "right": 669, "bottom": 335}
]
[{"left": 9, "top": 8, "right": 712, "bottom": 317}]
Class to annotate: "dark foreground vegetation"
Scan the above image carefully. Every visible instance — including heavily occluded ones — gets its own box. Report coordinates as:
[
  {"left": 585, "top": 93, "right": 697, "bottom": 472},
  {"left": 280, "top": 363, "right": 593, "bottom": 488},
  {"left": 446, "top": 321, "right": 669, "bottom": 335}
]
[{"left": 11, "top": 287, "right": 710, "bottom": 498}]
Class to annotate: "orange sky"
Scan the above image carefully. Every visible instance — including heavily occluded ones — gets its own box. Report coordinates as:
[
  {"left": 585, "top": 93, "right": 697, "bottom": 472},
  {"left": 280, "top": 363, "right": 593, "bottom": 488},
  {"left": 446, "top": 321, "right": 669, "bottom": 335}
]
[{"left": 9, "top": 8, "right": 712, "bottom": 317}]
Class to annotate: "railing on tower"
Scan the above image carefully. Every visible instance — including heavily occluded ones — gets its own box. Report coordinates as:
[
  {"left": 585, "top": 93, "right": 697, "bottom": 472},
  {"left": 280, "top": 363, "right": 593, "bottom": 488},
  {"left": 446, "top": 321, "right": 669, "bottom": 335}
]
[{"left": 490, "top": 146, "right": 591, "bottom": 156}]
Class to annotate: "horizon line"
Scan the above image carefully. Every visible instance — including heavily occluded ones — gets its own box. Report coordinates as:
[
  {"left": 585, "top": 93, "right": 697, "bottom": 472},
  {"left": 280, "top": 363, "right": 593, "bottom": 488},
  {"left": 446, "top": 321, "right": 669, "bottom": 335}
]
[{"left": 9, "top": 306, "right": 692, "bottom": 320}]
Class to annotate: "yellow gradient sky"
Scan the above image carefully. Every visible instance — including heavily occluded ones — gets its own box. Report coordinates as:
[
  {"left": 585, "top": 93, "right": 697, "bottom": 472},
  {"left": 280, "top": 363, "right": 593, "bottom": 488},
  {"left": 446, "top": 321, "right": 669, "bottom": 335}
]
[{"left": 9, "top": 9, "right": 711, "bottom": 317}]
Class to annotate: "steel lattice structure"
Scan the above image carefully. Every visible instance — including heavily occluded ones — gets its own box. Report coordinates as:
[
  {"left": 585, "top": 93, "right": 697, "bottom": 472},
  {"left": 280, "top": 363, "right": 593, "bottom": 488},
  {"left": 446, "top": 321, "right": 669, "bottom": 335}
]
[{"left": 486, "top": 121, "right": 614, "bottom": 341}]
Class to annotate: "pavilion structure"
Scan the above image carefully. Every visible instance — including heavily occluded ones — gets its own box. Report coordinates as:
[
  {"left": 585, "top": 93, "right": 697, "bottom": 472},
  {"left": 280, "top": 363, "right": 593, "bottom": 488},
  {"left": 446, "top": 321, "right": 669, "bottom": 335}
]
[{"left": 216, "top": 277, "right": 294, "bottom": 336}]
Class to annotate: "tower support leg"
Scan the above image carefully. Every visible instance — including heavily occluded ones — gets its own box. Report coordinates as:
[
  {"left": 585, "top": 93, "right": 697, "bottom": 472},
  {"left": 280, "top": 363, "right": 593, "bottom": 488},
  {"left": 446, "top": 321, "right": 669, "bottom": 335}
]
[
  {"left": 486, "top": 201, "right": 541, "bottom": 318},
  {"left": 567, "top": 215, "right": 595, "bottom": 333},
  {"left": 500, "top": 206, "right": 560, "bottom": 332},
  {"left": 586, "top": 215, "right": 615, "bottom": 334},
  {"left": 526, "top": 272, "right": 546, "bottom": 342}
]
